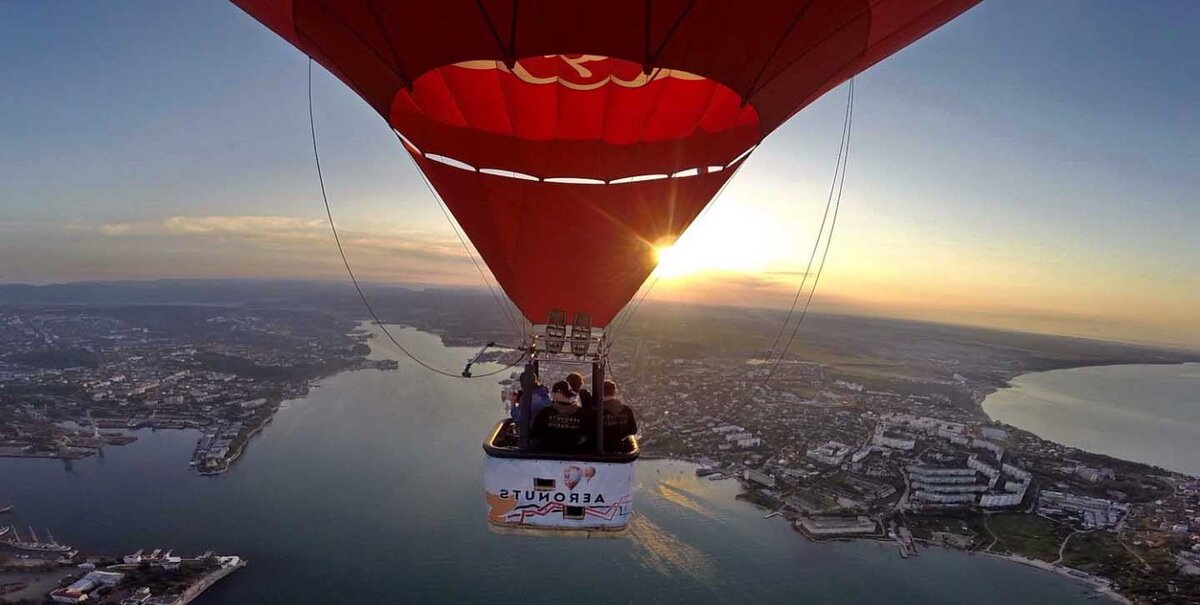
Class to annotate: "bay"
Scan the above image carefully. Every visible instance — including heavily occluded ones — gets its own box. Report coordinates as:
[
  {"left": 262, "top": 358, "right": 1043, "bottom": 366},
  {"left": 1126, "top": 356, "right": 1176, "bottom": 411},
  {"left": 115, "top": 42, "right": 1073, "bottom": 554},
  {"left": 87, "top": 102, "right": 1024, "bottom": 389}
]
[
  {"left": 2, "top": 326, "right": 1110, "bottom": 603},
  {"left": 983, "top": 363, "right": 1200, "bottom": 477}
]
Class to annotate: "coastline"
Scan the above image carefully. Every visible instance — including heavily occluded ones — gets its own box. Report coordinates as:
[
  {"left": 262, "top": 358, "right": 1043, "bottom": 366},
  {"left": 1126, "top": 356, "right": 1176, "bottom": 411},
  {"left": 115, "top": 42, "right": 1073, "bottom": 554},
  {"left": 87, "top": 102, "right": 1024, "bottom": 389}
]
[
  {"left": 664, "top": 457, "right": 1133, "bottom": 604},
  {"left": 978, "top": 551, "right": 1130, "bottom": 605},
  {"left": 975, "top": 360, "right": 1193, "bottom": 418},
  {"left": 978, "top": 361, "right": 1199, "bottom": 479}
]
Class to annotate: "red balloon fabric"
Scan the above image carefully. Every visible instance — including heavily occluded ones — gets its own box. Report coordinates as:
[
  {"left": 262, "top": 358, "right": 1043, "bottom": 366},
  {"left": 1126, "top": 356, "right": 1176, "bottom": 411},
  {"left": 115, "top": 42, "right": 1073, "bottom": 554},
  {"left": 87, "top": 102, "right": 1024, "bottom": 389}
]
[{"left": 232, "top": 0, "right": 979, "bottom": 326}]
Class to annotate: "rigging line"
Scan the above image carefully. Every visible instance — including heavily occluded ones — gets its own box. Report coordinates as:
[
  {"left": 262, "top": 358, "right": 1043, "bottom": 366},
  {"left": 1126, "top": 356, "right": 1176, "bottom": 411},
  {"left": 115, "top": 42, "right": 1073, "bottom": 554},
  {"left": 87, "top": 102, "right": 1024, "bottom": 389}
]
[
  {"left": 647, "top": 0, "right": 697, "bottom": 65},
  {"left": 761, "top": 79, "right": 852, "bottom": 372},
  {"left": 607, "top": 275, "right": 653, "bottom": 343},
  {"left": 399, "top": 146, "right": 526, "bottom": 340},
  {"left": 742, "top": 0, "right": 815, "bottom": 101},
  {"left": 608, "top": 273, "right": 661, "bottom": 346},
  {"left": 718, "top": 78, "right": 854, "bottom": 422},
  {"left": 308, "top": 59, "right": 523, "bottom": 379},
  {"left": 762, "top": 78, "right": 854, "bottom": 386}
]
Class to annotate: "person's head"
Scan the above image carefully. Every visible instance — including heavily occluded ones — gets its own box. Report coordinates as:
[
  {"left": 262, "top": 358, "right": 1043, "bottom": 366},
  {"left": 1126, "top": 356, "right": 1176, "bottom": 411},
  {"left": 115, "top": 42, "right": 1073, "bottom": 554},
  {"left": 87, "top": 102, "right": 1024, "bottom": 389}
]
[
  {"left": 507, "top": 390, "right": 521, "bottom": 404},
  {"left": 566, "top": 372, "right": 585, "bottom": 392},
  {"left": 603, "top": 379, "right": 618, "bottom": 400},
  {"left": 551, "top": 380, "right": 575, "bottom": 404}
]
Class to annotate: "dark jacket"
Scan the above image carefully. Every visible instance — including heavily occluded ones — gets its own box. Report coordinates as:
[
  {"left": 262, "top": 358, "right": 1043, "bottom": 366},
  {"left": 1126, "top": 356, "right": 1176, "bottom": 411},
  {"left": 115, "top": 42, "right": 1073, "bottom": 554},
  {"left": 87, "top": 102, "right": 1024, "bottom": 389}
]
[
  {"left": 532, "top": 404, "right": 593, "bottom": 452},
  {"left": 601, "top": 400, "right": 638, "bottom": 452}
]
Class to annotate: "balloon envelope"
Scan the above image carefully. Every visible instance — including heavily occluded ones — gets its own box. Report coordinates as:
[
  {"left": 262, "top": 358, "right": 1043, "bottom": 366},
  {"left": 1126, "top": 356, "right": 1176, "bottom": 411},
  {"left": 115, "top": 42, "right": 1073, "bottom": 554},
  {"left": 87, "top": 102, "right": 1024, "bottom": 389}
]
[{"left": 233, "top": 0, "right": 979, "bottom": 326}]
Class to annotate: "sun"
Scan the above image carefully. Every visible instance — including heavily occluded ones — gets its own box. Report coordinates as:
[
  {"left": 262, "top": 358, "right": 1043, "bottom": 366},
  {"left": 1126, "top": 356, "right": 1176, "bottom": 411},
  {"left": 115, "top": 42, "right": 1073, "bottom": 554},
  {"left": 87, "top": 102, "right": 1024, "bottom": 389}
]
[
  {"left": 654, "top": 244, "right": 689, "bottom": 278},
  {"left": 652, "top": 219, "right": 777, "bottom": 280}
]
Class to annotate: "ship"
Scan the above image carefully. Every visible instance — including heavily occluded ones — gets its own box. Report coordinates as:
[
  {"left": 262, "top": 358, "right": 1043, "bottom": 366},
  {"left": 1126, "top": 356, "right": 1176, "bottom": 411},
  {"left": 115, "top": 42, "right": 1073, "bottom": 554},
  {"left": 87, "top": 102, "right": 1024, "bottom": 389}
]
[{"left": 2, "top": 526, "right": 77, "bottom": 556}]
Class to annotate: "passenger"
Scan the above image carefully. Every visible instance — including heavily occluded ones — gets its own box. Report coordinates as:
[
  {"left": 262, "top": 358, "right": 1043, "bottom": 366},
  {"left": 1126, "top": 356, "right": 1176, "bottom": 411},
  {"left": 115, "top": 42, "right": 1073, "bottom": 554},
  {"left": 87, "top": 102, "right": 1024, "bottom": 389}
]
[
  {"left": 532, "top": 380, "right": 592, "bottom": 452},
  {"left": 600, "top": 379, "right": 638, "bottom": 452},
  {"left": 566, "top": 371, "right": 594, "bottom": 410},
  {"left": 506, "top": 389, "right": 522, "bottom": 421},
  {"left": 501, "top": 389, "right": 523, "bottom": 444},
  {"left": 528, "top": 380, "right": 551, "bottom": 419}
]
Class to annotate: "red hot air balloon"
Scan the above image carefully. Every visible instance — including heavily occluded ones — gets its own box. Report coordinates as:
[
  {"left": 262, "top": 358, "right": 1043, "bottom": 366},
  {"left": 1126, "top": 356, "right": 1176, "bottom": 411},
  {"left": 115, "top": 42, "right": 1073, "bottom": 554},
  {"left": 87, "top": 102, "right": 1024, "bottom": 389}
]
[
  {"left": 232, "top": 0, "right": 979, "bottom": 329},
  {"left": 231, "top": 0, "right": 980, "bottom": 535}
]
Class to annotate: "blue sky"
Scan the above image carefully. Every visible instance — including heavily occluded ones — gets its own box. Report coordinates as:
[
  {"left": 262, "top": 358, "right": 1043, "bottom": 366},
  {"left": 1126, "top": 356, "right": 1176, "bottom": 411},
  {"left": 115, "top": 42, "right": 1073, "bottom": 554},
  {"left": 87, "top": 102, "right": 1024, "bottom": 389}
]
[{"left": 1, "top": 1, "right": 1197, "bottom": 347}]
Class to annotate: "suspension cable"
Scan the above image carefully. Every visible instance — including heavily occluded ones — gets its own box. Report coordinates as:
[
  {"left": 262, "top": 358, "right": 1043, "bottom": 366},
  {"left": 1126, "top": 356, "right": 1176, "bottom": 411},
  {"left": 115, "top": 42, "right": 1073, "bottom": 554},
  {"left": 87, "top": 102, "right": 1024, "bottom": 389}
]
[
  {"left": 716, "top": 78, "right": 855, "bottom": 421},
  {"left": 761, "top": 78, "right": 853, "bottom": 386},
  {"left": 398, "top": 138, "right": 526, "bottom": 341},
  {"left": 761, "top": 78, "right": 853, "bottom": 378},
  {"left": 308, "top": 59, "right": 524, "bottom": 379}
]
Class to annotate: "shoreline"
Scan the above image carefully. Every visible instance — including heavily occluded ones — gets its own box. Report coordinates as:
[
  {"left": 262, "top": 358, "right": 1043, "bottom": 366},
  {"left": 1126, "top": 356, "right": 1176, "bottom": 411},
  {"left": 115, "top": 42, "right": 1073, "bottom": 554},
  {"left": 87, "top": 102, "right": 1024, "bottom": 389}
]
[
  {"left": 658, "top": 459, "right": 1134, "bottom": 605},
  {"left": 974, "top": 359, "right": 1194, "bottom": 418},
  {"left": 978, "top": 551, "right": 1130, "bottom": 605},
  {"left": 978, "top": 361, "right": 1199, "bottom": 479},
  {"left": 978, "top": 359, "right": 1194, "bottom": 415}
]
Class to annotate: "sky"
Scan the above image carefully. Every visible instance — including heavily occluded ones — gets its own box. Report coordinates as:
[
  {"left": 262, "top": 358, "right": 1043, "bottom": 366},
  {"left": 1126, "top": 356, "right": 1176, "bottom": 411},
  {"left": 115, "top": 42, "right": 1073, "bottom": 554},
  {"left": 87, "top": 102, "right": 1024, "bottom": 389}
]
[{"left": 1, "top": 1, "right": 1197, "bottom": 348}]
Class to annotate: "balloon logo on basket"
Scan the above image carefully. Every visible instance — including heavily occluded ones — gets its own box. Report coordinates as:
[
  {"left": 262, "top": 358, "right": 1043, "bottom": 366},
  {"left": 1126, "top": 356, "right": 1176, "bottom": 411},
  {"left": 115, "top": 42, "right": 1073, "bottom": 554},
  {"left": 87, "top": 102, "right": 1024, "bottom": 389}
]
[
  {"left": 563, "top": 465, "right": 583, "bottom": 490},
  {"left": 583, "top": 466, "right": 596, "bottom": 482}
]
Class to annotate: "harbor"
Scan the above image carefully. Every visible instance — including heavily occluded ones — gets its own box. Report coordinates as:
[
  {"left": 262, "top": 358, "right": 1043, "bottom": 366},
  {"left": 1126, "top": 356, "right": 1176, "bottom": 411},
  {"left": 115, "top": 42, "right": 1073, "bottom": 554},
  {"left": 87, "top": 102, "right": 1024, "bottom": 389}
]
[{"left": 0, "top": 529, "right": 245, "bottom": 605}]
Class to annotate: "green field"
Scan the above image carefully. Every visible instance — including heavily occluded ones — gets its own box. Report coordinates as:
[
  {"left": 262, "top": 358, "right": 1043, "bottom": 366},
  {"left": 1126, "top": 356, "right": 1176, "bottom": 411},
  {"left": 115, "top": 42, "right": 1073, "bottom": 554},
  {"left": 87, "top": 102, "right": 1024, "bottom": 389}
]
[
  {"left": 907, "top": 515, "right": 982, "bottom": 543},
  {"left": 986, "top": 514, "right": 1072, "bottom": 562}
]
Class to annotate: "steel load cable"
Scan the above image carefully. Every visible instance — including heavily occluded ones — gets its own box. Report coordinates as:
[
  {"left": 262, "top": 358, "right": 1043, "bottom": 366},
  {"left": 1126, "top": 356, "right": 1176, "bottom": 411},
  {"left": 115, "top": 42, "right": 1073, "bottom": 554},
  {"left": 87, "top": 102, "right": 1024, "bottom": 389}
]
[
  {"left": 717, "top": 78, "right": 854, "bottom": 422},
  {"left": 760, "top": 77, "right": 854, "bottom": 384},
  {"left": 761, "top": 78, "right": 853, "bottom": 386},
  {"left": 399, "top": 140, "right": 527, "bottom": 342},
  {"left": 308, "top": 59, "right": 524, "bottom": 379}
]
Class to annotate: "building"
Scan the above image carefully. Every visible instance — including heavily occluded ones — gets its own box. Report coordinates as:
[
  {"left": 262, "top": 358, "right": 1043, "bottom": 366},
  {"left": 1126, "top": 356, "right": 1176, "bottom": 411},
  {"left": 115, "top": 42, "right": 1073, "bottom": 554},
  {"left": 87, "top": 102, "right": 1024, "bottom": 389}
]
[
  {"left": 796, "top": 516, "right": 878, "bottom": 536},
  {"left": 850, "top": 447, "right": 874, "bottom": 463},
  {"left": 1075, "top": 466, "right": 1116, "bottom": 483},
  {"left": 968, "top": 455, "right": 1000, "bottom": 483},
  {"left": 979, "top": 492, "right": 1023, "bottom": 508},
  {"left": 911, "top": 482, "right": 985, "bottom": 494},
  {"left": 912, "top": 491, "right": 977, "bottom": 504},
  {"left": 1039, "top": 491, "right": 1127, "bottom": 529},
  {"left": 122, "top": 587, "right": 153, "bottom": 605},
  {"left": 1002, "top": 463, "right": 1031, "bottom": 481},
  {"left": 745, "top": 469, "right": 776, "bottom": 488},
  {"left": 907, "top": 465, "right": 976, "bottom": 479},
  {"left": 980, "top": 427, "right": 1008, "bottom": 441},
  {"left": 51, "top": 571, "right": 124, "bottom": 603},
  {"left": 807, "top": 441, "right": 852, "bottom": 466},
  {"left": 873, "top": 430, "right": 916, "bottom": 451},
  {"left": 907, "top": 463, "right": 986, "bottom": 507},
  {"left": 970, "top": 438, "right": 1004, "bottom": 459}
]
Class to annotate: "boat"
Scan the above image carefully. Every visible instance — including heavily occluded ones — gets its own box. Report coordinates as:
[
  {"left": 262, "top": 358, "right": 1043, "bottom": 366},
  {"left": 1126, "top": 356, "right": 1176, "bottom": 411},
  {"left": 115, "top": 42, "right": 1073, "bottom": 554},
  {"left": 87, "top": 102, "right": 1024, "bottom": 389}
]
[
  {"left": 0, "top": 505, "right": 12, "bottom": 514},
  {"left": 2, "top": 526, "right": 75, "bottom": 554}
]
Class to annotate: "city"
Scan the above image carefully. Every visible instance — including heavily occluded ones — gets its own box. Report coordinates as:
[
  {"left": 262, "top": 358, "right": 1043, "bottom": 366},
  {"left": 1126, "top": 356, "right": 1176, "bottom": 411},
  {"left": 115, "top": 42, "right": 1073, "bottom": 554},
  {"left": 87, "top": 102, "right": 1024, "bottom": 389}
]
[
  {"left": 603, "top": 306, "right": 1200, "bottom": 604},
  {"left": 0, "top": 284, "right": 1197, "bottom": 604},
  {"left": 0, "top": 305, "right": 396, "bottom": 473}
]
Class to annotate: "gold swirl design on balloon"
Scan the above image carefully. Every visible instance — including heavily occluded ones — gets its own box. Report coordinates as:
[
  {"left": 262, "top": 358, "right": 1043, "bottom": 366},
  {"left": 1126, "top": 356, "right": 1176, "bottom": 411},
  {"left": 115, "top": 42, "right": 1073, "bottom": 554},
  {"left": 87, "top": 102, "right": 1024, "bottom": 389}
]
[{"left": 454, "top": 55, "right": 704, "bottom": 91}]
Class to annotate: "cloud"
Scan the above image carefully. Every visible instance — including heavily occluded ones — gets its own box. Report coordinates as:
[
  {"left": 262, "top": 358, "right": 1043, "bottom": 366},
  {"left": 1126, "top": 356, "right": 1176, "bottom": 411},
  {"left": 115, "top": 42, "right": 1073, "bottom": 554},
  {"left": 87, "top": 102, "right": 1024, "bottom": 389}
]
[
  {"left": 161, "top": 215, "right": 326, "bottom": 236},
  {"left": 92, "top": 215, "right": 462, "bottom": 257},
  {"left": 763, "top": 269, "right": 813, "bottom": 278},
  {"left": 69, "top": 215, "right": 479, "bottom": 284}
]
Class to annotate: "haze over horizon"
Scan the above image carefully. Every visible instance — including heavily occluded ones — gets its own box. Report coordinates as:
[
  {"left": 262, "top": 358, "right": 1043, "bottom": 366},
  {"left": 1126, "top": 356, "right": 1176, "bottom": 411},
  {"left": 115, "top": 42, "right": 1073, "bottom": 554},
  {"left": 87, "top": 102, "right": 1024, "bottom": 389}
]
[{"left": 2, "top": 1, "right": 1197, "bottom": 347}]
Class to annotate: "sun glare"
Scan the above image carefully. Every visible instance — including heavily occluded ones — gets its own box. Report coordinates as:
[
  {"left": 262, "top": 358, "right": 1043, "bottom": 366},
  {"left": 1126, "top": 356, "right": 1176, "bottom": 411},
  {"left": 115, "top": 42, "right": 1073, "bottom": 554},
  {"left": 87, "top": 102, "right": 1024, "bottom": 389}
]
[
  {"left": 654, "top": 244, "right": 688, "bottom": 278},
  {"left": 651, "top": 203, "right": 794, "bottom": 281}
]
